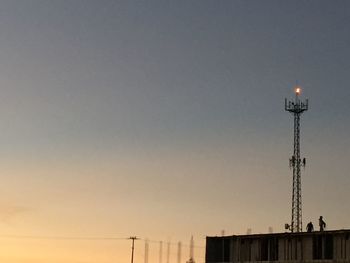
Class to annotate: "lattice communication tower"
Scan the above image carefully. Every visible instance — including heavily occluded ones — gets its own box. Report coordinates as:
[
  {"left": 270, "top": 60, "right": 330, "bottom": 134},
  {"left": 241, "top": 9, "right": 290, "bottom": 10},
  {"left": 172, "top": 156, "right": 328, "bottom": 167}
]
[{"left": 285, "top": 86, "right": 308, "bottom": 232}]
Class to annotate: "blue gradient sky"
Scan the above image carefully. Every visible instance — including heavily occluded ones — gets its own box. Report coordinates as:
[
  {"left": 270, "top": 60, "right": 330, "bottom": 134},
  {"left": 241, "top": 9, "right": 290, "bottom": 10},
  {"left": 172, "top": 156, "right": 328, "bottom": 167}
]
[{"left": 0, "top": 1, "right": 349, "bottom": 262}]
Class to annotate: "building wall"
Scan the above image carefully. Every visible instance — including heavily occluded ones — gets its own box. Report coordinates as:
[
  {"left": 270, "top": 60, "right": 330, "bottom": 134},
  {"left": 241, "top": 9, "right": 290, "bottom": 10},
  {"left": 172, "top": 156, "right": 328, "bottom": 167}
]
[
  {"left": 303, "top": 236, "right": 313, "bottom": 260},
  {"left": 206, "top": 230, "right": 350, "bottom": 263}
]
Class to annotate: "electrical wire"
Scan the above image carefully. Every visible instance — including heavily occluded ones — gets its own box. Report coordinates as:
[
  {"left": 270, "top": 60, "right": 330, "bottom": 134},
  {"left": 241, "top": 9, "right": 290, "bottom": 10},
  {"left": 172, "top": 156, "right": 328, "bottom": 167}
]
[{"left": 0, "top": 234, "right": 129, "bottom": 240}]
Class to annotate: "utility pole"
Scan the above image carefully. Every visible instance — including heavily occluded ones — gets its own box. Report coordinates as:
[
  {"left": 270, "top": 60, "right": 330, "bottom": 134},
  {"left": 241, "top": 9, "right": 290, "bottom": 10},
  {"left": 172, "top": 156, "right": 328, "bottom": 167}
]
[
  {"left": 285, "top": 86, "right": 308, "bottom": 232},
  {"left": 130, "top": 236, "right": 138, "bottom": 263}
]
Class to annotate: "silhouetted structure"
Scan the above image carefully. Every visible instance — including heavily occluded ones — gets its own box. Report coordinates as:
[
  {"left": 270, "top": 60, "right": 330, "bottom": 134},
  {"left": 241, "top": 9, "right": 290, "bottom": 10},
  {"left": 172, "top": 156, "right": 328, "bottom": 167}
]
[
  {"left": 206, "top": 230, "right": 350, "bottom": 262},
  {"left": 187, "top": 236, "right": 196, "bottom": 263},
  {"left": 285, "top": 86, "right": 308, "bottom": 232},
  {"left": 129, "top": 236, "right": 138, "bottom": 263},
  {"left": 159, "top": 241, "right": 163, "bottom": 263},
  {"left": 144, "top": 239, "right": 149, "bottom": 263},
  {"left": 167, "top": 241, "right": 170, "bottom": 263},
  {"left": 177, "top": 241, "right": 182, "bottom": 263}
]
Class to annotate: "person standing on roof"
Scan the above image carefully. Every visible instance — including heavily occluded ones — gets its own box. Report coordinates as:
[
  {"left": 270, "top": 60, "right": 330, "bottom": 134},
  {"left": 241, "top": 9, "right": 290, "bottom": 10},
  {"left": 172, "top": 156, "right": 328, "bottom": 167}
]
[
  {"left": 306, "top": 222, "right": 314, "bottom": 232},
  {"left": 319, "top": 216, "right": 326, "bottom": 231}
]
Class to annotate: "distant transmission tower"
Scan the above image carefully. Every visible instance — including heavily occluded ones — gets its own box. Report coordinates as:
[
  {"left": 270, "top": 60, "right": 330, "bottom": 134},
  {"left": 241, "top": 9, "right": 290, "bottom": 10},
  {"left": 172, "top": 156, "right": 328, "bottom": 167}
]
[
  {"left": 177, "top": 242, "right": 182, "bottom": 263},
  {"left": 186, "top": 236, "right": 195, "bottom": 263},
  {"left": 285, "top": 86, "right": 308, "bottom": 232},
  {"left": 144, "top": 239, "right": 149, "bottom": 263},
  {"left": 166, "top": 241, "right": 170, "bottom": 263},
  {"left": 159, "top": 241, "right": 163, "bottom": 263}
]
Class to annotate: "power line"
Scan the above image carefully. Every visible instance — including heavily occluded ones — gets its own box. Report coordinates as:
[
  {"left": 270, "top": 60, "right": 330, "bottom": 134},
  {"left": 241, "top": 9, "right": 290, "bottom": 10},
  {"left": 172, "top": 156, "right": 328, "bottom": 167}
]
[
  {"left": 0, "top": 235, "right": 205, "bottom": 248},
  {"left": 0, "top": 234, "right": 129, "bottom": 240}
]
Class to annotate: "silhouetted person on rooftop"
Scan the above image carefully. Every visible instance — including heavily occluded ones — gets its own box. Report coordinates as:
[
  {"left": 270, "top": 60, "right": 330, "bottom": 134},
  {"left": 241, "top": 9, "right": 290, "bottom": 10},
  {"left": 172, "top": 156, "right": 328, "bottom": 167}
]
[
  {"left": 306, "top": 221, "right": 314, "bottom": 232},
  {"left": 319, "top": 216, "right": 326, "bottom": 231}
]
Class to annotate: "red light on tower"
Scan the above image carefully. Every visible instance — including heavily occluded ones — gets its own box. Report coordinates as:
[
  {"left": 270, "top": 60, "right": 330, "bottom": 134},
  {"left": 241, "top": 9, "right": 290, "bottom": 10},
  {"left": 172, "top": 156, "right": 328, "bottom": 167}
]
[{"left": 295, "top": 86, "right": 301, "bottom": 95}]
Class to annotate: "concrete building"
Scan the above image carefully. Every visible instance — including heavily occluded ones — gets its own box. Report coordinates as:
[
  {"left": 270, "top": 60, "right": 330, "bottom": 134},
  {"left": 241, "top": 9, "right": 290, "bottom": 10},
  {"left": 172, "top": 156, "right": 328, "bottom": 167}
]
[{"left": 206, "top": 230, "right": 350, "bottom": 262}]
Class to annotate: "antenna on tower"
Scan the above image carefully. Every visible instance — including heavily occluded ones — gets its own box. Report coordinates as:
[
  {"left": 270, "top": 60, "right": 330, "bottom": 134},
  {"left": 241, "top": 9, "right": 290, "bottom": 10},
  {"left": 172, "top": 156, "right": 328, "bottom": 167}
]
[
  {"left": 285, "top": 85, "right": 308, "bottom": 233},
  {"left": 186, "top": 236, "right": 195, "bottom": 263}
]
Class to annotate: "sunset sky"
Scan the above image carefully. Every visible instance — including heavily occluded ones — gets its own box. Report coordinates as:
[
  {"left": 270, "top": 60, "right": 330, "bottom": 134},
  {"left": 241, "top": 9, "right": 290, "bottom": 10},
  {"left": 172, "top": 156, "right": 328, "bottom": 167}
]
[{"left": 0, "top": 1, "right": 350, "bottom": 262}]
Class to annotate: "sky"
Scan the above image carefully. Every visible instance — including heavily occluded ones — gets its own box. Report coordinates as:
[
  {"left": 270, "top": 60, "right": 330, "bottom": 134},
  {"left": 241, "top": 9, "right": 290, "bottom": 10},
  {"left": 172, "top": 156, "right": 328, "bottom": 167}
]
[{"left": 0, "top": 0, "right": 350, "bottom": 262}]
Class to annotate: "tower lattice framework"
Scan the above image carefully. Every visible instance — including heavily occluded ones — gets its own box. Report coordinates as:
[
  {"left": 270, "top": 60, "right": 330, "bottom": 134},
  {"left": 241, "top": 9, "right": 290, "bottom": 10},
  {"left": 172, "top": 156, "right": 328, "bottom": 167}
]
[{"left": 285, "top": 87, "right": 308, "bottom": 232}]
